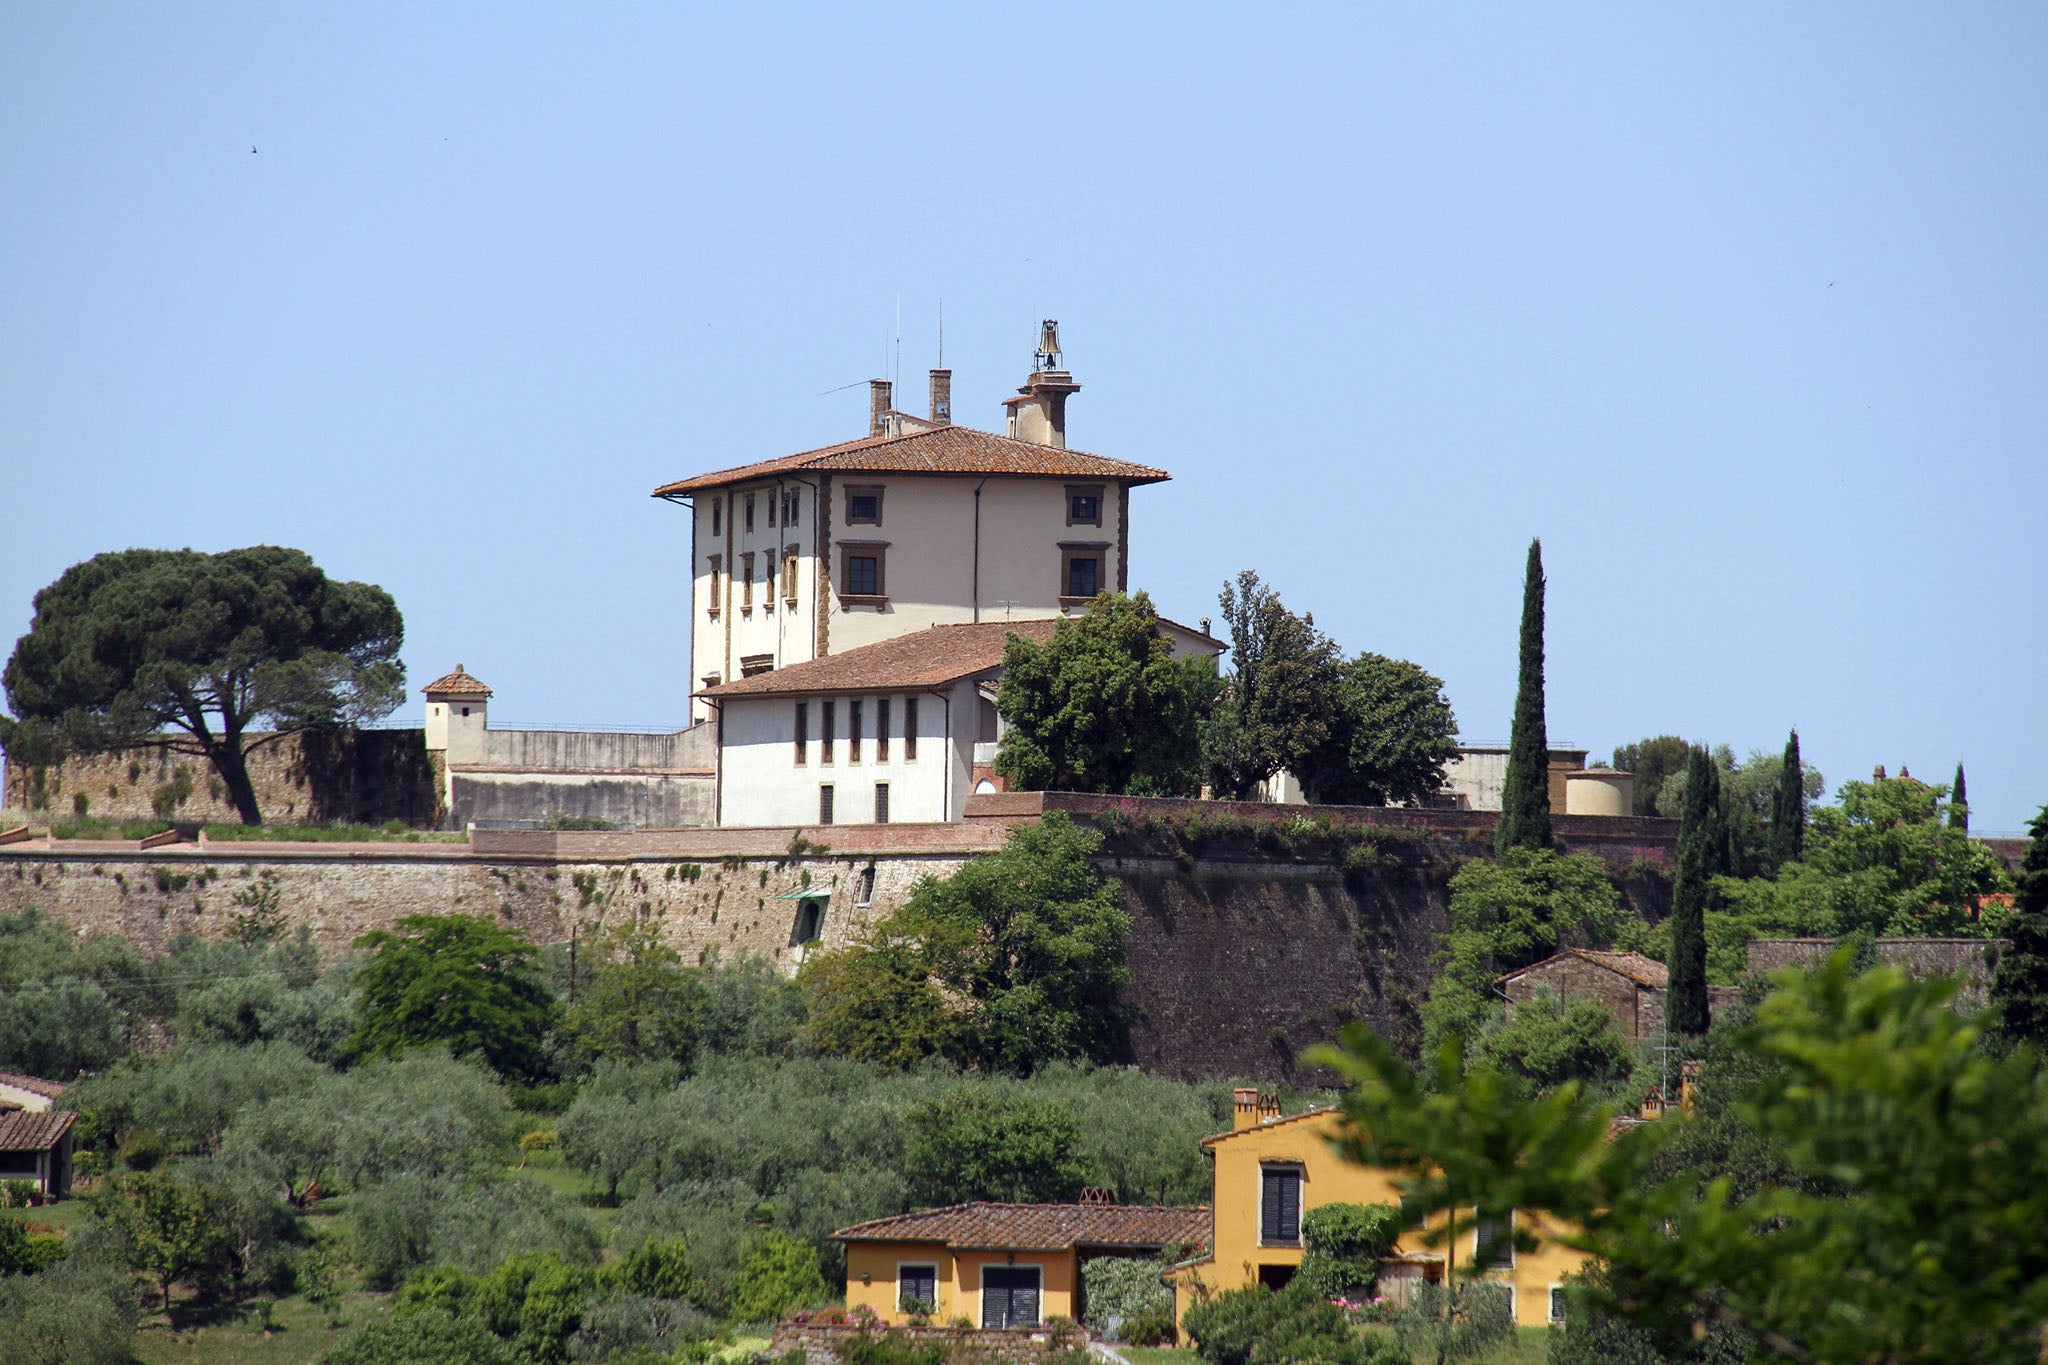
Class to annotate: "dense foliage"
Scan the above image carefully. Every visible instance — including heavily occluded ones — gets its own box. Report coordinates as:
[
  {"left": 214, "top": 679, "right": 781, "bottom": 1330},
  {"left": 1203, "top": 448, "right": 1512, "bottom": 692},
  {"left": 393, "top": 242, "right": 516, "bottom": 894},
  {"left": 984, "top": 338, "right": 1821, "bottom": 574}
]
[
  {"left": 350, "top": 913, "right": 558, "bottom": 1080},
  {"left": 0, "top": 545, "right": 405, "bottom": 824},
  {"left": 1609, "top": 735, "right": 1691, "bottom": 818},
  {"left": 1665, "top": 745, "right": 1715, "bottom": 1035},
  {"left": 1294, "top": 653, "right": 1460, "bottom": 808},
  {"left": 1319, "top": 952, "right": 2048, "bottom": 1364},
  {"left": 1991, "top": 806, "right": 2048, "bottom": 1049},
  {"left": 800, "top": 814, "right": 1132, "bottom": 1071},
  {"left": 993, "top": 591, "right": 1217, "bottom": 796},
  {"left": 1206, "top": 571, "right": 1342, "bottom": 800}
]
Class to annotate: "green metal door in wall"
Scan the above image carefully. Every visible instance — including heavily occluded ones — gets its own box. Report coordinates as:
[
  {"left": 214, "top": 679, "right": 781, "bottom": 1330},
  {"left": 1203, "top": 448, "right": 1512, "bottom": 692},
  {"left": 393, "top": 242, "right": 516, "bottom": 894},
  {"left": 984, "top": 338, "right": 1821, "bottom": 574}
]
[{"left": 982, "top": 1267, "right": 1041, "bottom": 1329}]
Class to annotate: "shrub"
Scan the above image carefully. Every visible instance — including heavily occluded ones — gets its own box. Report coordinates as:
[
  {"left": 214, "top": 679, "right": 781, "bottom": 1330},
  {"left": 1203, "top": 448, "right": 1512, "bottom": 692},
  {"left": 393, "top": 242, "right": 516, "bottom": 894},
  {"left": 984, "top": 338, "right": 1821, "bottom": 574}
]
[
  {"left": 837, "top": 1330, "right": 958, "bottom": 1365},
  {"left": 1081, "top": 1254, "right": 1173, "bottom": 1337},
  {"left": 1297, "top": 1202, "right": 1399, "bottom": 1299},
  {"left": 728, "top": 1229, "right": 829, "bottom": 1324},
  {"left": 1186, "top": 1281, "right": 1396, "bottom": 1365},
  {"left": 315, "top": 1306, "right": 522, "bottom": 1365}
]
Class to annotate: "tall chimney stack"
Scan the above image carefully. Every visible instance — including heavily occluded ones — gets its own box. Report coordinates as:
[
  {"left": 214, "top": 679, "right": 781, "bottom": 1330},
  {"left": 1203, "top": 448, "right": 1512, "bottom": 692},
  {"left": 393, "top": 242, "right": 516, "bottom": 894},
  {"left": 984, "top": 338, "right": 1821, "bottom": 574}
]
[
  {"left": 868, "top": 379, "right": 893, "bottom": 437},
  {"left": 929, "top": 369, "right": 952, "bottom": 423}
]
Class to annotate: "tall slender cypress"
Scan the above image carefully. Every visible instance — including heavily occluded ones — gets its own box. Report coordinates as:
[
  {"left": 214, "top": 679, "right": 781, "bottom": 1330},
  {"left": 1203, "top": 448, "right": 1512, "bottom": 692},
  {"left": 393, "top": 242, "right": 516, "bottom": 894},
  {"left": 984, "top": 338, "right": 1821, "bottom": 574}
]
[
  {"left": 1992, "top": 806, "right": 2048, "bottom": 1048},
  {"left": 1769, "top": 729, "right": 1805, "bottom": 870},
  {"left": 1950, "top": 762, "right": 1969, "bottom": 832},
  {"left": 1495, "top": 539, "right": 1551, "bottom": 855},
  {"left": 1667, "top": 744, "right": 1713, "bottom": 1035}
]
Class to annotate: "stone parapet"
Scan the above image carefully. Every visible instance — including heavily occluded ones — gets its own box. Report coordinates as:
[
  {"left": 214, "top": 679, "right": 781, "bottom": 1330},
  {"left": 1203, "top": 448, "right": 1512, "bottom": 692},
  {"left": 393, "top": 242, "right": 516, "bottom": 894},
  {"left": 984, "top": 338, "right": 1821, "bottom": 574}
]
[{"left": 769, "top": 1321, "right": 1087, "bottom": 1365}]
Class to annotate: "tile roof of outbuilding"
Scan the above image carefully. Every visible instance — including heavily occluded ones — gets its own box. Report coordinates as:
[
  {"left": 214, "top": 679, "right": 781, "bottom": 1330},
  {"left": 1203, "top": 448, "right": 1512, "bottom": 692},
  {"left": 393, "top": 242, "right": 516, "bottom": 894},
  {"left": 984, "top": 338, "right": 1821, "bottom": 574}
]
[
  {"left": 0, "top": 1073, "right": 67, "bottom": 1101},
  {"left": 1501, "top": 949, "right": 1670, "bottom": 989},
  {"left": 0, "top": 1109, "right": 73, "bottom": 1151},
  {"left": 421, "top": 665, "right": 493, "bottom": 697},
  {"left": 651, "top": 424, "right": 1169, "bottom": 497},
  {"left": 697, "top": 620, "right": 1061, "bottom": 700},
  {"left": 833, "top": 1202, "right": 1211, "bottom": 1252}
]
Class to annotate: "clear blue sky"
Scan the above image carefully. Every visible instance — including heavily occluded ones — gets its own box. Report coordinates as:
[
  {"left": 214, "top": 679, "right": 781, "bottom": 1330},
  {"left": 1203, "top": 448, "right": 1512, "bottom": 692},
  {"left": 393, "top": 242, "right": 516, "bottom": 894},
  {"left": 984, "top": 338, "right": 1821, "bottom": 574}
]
[{"left": 4, "top": 4, "right": 2044, "bottom": 831}]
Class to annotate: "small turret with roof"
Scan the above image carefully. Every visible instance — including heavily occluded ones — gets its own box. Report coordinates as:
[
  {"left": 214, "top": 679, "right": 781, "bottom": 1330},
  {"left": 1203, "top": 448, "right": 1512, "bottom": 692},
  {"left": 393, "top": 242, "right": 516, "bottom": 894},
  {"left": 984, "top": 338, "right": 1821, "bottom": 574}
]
[{"left": 423, "top": 664, "right": 491, "bottom": 767}]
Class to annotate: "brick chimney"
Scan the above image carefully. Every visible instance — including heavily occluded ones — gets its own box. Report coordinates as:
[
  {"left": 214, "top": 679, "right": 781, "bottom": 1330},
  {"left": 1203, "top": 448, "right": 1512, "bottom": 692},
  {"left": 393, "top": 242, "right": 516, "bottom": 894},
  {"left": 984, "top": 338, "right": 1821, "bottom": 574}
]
[
  {"left": 1002, "top": 319, "right": 1080, "bottom": 448},
  {"left": 1232, "top": 1088, "right": 1260, "bottom": 1130},
  {"left": 869, "top": 378, "right": 893, "bottom": 437},
  {"left": 929, "top": 368, "right": 952, "bottom": 423}
]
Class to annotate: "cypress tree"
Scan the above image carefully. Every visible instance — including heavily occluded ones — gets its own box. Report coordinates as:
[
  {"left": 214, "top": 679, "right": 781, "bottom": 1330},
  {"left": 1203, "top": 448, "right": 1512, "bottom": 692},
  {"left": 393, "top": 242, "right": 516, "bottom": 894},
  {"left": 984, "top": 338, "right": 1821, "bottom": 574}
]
[
  {"left": 1950, "top": 762, "right": 1969, "bottom": 832},
  {"left": 1769, "top": 729, "right": 1805, "bottom": 869},
  {"left": 1495, "top": 539, "right": 1551, "bottom": 855},
  {"left": 1666, "top": 744, "right": 1713, "bottom": 1035},
  {"left": 1992, "top": 807, "right": 2048, "bottom": 1049}
]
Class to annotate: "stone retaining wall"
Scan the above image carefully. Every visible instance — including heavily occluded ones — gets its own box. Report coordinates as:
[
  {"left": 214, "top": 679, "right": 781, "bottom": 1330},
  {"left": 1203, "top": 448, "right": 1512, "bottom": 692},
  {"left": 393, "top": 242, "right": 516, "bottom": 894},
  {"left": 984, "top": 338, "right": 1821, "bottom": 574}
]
[{"left": 769, "top": 1321, "right": 1088, "bottom": 1365}]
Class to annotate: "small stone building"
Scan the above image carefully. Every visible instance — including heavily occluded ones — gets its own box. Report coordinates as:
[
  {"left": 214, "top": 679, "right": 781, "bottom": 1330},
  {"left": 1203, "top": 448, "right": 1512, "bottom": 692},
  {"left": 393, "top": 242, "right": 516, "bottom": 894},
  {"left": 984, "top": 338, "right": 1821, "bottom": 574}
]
[
  {"left": 0, "top": 1108, "right": 74, "bottom": 1200},
  {"left": 1500, "top": 949, "right": 1672, "bottom": 1042}
]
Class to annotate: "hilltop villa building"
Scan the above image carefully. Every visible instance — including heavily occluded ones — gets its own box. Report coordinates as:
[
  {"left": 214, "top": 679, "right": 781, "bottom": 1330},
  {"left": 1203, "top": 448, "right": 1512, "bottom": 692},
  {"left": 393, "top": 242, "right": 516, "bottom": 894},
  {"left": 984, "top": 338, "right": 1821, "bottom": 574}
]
[{"left": 654, "top": 324, "right": 1222, "bottom": 827}]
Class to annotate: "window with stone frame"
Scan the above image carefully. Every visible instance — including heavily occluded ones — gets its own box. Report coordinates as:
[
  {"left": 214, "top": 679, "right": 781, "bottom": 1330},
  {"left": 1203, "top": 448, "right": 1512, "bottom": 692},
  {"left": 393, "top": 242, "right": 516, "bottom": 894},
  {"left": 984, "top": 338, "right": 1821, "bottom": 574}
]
[
  {"left": 1059, "top": 543, "right": 1109, "bottom": 602},
  {"left": 840, "top": 543, "right": 887, "bottom": 600},
  {"left": 1066, "top": 484, "right": 1104, "bottom": 526},
  {"left": 845, "top": 483, "right": 884, "bottom": 526}
]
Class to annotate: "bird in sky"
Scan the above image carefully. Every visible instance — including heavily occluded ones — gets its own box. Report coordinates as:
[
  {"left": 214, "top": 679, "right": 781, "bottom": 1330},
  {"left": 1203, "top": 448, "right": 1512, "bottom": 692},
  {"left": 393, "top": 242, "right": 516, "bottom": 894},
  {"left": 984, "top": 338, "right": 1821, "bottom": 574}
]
[{"left": 250, "top": 145, "right": 258, "bottom": 153}]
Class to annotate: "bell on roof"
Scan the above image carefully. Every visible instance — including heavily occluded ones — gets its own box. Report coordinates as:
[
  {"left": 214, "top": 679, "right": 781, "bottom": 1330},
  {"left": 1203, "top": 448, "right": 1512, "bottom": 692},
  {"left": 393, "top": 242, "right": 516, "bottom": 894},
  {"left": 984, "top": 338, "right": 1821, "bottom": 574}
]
[{"left": 1035, "top": 319, "right": 1062, "bottom": 372}]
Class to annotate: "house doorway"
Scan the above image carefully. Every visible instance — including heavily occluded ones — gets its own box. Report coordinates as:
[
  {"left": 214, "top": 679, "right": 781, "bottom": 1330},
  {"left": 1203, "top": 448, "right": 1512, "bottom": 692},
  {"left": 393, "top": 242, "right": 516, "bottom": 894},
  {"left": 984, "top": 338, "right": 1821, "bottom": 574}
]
[
  {"left": 1257, "top": 1264, "right": 1296, "bottom": 1292},
  {"left": 982, "top": 1266, "right": 1042, "bottom": 1329}
]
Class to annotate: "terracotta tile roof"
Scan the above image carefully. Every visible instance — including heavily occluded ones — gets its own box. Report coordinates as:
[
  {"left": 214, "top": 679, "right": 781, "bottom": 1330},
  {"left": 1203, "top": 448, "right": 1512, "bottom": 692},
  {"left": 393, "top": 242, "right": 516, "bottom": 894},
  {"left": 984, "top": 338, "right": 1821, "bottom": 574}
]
[
  {"left": 651, "top": 424, "right": 1169, "bottom": 497},
  {"left": 698, "top": 620, "right": 1060, "bottom": 699},
  {"left": 0, "top": 1109, "right": 73, "bottom": 1151},
  {"left": 834, "top": 1202, "right": 1211, "bottom": 1252},
  {"left": 1501, "top": 949, "right": 1670, "bottom": 989},
  {"left": 0, "top": 1073, "right": 66, "bottom": 1101},
  {"left": 421, "top": 665, "right": 493, "bottom": 697}
]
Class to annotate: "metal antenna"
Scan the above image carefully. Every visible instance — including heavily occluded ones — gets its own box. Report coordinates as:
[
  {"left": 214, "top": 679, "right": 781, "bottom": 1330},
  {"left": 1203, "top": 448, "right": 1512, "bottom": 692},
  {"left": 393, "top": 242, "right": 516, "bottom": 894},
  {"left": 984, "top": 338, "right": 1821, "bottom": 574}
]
[
  {"left": 937, "top": 299, "right": 944, "bottom": 368},
  {"left": 894, "top": 294, "right": 902, "bottom": 388}
]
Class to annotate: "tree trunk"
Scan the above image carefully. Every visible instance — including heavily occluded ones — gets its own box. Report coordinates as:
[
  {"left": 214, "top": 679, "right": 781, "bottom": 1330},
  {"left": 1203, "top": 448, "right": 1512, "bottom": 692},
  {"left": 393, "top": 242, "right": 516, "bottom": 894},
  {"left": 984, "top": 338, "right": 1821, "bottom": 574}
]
[{"left": 208, "top": 742, "right": 264, "bottom": 825}]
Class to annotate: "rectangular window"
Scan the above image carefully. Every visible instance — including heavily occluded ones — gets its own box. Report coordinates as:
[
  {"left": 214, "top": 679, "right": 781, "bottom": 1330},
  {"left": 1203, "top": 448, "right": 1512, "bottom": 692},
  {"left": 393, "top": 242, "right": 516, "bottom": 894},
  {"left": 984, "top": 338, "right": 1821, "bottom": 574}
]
[
  {"left": 767, "top": 491, "right": 777, "bottom": 528},
  {"left": 819, "top": 784, "right": 835, "bottom": 825},
  {"left": 744, "top": 492, "right": 755, "bottom": 532},
  {"left": 821, "top": 702, "right": 835, "bottom": 765},
  {"left": 1059, "top": 544, "right": 1109, "bottom": 602},
  {"left": 874, "top": 782, "right": 890, "bottom": 824},
  {"left": 1473, "top": 1210, "right": 1514, "bottom": 1269},
  {"left": 1066, "top": 484, "right": 1104, "bottom": 526},
  {"left": 783, "top": 548, "right": 799, "bottom": 601},
  {"left": 981, "top": 1266, "right": 1041, "bottom": 1330},
  {"left": 712, "top": 499, "right": 722, "bottom": 536},
  {"left": 741, "top": 552, "right": 755, "bottom": 609},
  {"left": 1549, "top": 1286, "right": 1567, "bottom": 1324},
  {"left": 794, "top": 703, "right": 808, "bottom": 766},
  {"left": 849, "top": 700, "right": 864, "bottom": 764},
  {"left": 857, "top": 865, "right": 876, "bottom": 906},
  {"left": 707, "top": 555, "right": 723, "bottom": 615},
  {"left": 786, "top": 490, "right": 800, "bottom": 528},
  {"left": 876, "top": 699, "right": 891, "bottom": 762},
  {"left": 904, "top": 697, "right": 918, "bottom": 760},
  {"left": 1260, "top": 1166, "right": 1302, "bottom": 1245},
  {"left": 843, "top": 552, "right": 882, "bottom": 597},
  {"left": 899, "top": 1264, "right": 938, "bottom": 1316},
  {"left": 845, "top": 484, "right": 884, "bottom": 526}
]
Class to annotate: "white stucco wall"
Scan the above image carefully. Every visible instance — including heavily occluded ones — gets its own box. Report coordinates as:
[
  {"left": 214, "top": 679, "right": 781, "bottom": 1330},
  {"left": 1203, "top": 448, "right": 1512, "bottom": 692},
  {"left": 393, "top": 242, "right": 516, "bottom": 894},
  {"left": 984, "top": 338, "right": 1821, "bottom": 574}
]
[
  {"left": 687, "top": 472, "right": 1136, "bottom": 722},
  {"left": 714, "top": 677, "right": 978, "bottom": 827}
]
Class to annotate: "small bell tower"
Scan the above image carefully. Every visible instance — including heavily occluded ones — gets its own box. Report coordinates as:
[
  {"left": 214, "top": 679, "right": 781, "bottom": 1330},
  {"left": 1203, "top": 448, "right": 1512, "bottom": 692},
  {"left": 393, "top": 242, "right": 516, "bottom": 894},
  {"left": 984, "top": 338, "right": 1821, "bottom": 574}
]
[{"left": 1003, "top": 319, "right": 1081, "bottom": 448}]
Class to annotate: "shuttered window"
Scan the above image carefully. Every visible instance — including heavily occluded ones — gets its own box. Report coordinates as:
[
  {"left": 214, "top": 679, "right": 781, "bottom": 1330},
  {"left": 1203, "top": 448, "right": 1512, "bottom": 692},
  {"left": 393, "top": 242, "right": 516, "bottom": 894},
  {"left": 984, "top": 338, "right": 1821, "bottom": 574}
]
[
  {"left": 819, "top": 785, "right": 835, "bottom": 826},
  {"left": 903, "top": 698, "right": 918, "bottom": 760},
  {"left": 1260, "top": 1166, "right": 1302, "bottom": 1244},
  {"left": 899, "top": 1264, "right": 938, "bottom": 1314},
  {"left": 1474, "top": 1210, "right": 1514, "bottom": 1268},
  {"left": 794, "top": 703, "right": 808, "bottom": 766},
  {"left": 874, "top": 783, "right": 890, "bottom": 825},
  {"left": 876, "top": 699, "right": 891, "bottom": 762},
  {"left": 981, "top": 1266, "right": 1041, "bottom": 1329}
]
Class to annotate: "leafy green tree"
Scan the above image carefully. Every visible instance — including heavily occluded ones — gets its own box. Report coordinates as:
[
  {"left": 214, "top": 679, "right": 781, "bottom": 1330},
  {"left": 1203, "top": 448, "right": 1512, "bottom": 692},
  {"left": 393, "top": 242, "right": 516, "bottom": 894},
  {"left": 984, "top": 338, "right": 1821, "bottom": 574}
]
[
  {"left": 96, "top": 1169, "right": 241, "bottom": 1316},
  {"left": 802, "top": 814, "right": 1131, "bottom": 1072},
  {"left": 1496, "top": 539, "right": 1550, "bottom": 854},
  {"left": 728, "top": 1230, "right": 830, "bottom": 1324},
  {"left": 994, "top": 591, "right": 1217, "bottom": 796},
  {"left": 1, "top": 546, "right": 405, "bottom": 824},
  {"left": 1767, "top": 729, "right": 1806, "bottom": 869},
  {"left": 1315, "top": 953, "right": 2048, "bottom": 1365},
  {"left": 1992, "top": 807, "right": 2048, "bottom": 1049},
  {"left": 1475, "top": 993, "right": 1636, "bottom": 1100},
  {"left": 552, "top": 921, "right": 701, "bottom": 1073},
  {"left": 1610, "top": 736, "right": 1691, "bottom": 818},
  {"left": 1207, "top": 571, "right": 1341, "bottom": 800},
  {"left": 904, "top": 1086, "right": 1089, "bottom": 1205},
  {"left": 349, "top": 914, "right": 556, "bottom": 1080},
  {"left": 1421, "top": 847, "right": 1628, "bottom": 1053},
  {"left": 1950, "top": 760, "right": 1969, "bottom": 831},
  {"left": 1295, "top": 652, "right": 1460, "bottom": 807},
  {"left": 0, "top": 1253, "right": 141, "bottom": 1365},
  {"left": 1666, "top": 745, "right": 1713, "bottom": 1035}
]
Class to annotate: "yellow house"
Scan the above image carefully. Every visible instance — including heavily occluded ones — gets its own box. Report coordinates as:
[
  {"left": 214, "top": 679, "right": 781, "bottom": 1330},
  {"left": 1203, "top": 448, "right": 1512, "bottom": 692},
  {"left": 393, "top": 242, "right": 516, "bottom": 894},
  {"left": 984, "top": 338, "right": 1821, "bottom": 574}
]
[
  {"left": 1169, "top": 1090, "right": 1592, "bottom": 1330},
  {"left": 834, "top": 1201, "right": 1211, "bottom": 1330}
]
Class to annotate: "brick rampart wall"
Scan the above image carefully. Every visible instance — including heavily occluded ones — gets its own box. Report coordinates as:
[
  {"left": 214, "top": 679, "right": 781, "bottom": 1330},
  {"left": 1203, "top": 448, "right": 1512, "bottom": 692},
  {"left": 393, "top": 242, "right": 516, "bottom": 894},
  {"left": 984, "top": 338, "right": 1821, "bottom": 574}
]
[
  {"left": 769, "top": 1321, "right": 1087, "bottom": 1365},
  {"left": 1746, "top": 937, "right": 2005, "bottom": 1000}
]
